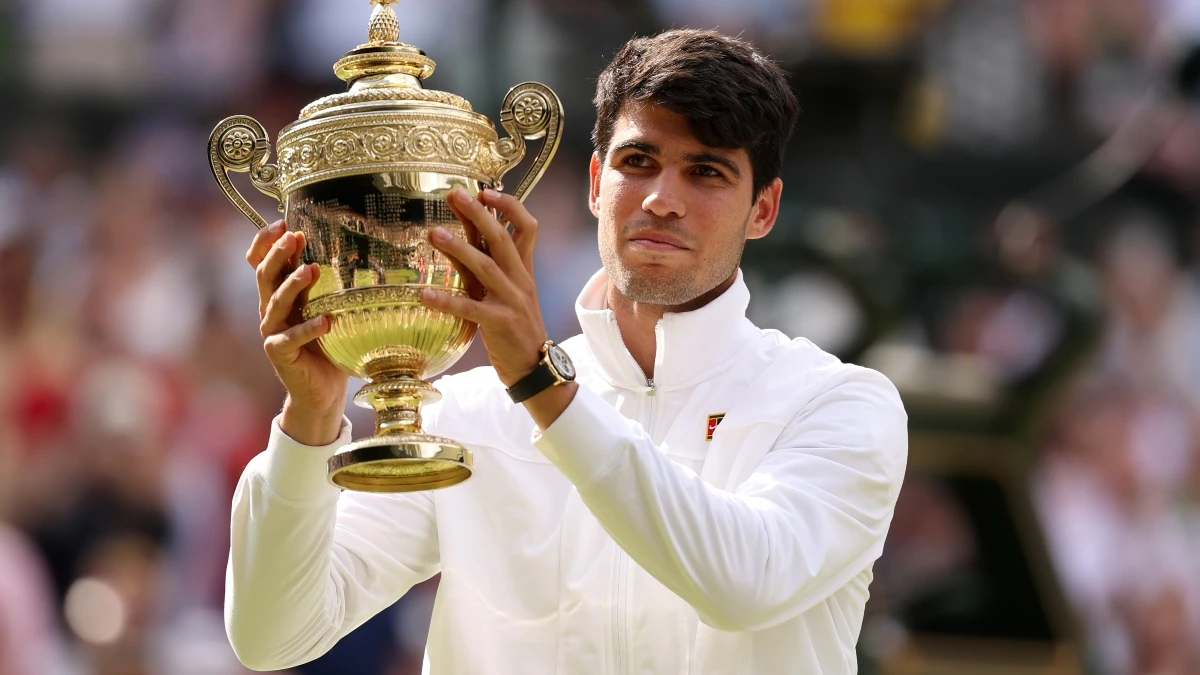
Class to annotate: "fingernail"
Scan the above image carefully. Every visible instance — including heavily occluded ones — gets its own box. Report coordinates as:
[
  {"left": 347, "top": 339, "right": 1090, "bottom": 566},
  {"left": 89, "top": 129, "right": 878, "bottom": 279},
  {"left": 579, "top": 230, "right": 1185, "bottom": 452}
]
[
  {"left": 268, "top": 221, "right": 284, "bottom": 234},
  {"left": 421, "top": 288, "right": 437, "bottom": 301},
  {"left": 483, "top": 188, "right": 500, "bottom": 201},
  {"left": 431, "top": 227, "right": 451, "bottom": 242},
  {"left": 294, "top": 265, "right": 309, "bottom": 279}
]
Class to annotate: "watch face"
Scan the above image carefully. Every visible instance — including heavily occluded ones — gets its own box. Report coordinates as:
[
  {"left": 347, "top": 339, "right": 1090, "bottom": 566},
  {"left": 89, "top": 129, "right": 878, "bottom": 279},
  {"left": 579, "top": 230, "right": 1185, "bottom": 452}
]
[{"left": 547, "top": 344, "right": 576, "bottom": 380}]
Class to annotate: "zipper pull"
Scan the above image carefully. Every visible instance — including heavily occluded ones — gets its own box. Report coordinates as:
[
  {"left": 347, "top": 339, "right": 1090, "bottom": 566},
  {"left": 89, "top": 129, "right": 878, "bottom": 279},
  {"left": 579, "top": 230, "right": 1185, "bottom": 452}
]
[{"left": 646, "top": 378, "right": 656, "bottom": 396}]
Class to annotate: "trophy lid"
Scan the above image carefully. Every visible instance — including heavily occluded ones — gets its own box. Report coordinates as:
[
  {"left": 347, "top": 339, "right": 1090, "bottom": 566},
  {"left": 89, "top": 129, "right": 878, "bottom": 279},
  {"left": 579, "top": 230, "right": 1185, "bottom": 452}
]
[{"left": 299, "top": 0, "right": 473, "bottom": 120}]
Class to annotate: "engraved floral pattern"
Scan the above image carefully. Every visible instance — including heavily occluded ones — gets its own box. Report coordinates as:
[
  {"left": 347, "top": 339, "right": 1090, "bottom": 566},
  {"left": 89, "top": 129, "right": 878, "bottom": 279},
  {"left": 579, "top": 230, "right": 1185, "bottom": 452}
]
[
  {"left": 325, "top": 131, "right": 361, "bottom": 166},
  {"left": 221, "top": 128, "right": 255, "bottom": 163},
  {"left": 513, "top": 94, "right": 547, "bottom": 127},
  {"left": 304, "top": 285, "right": 466, "bottom": 319},
  {"left": 446, "top": 129, "right": 476, "bottom": 161},
  {"left": 277, "top": 116, "right": 515, "bottom": 190},
  {"left": 407, "top": 128, "right": 442, "bottom": 159},
  {"left": 295, "top": 140, "right": 321, "bottom": 172},
  {"left": 366, "top": 127, "right": 399, "bottom": 157}
]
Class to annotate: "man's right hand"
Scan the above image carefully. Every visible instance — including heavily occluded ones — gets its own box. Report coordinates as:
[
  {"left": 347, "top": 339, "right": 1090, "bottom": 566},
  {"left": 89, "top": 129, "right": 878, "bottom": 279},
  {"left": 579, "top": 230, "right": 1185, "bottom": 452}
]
[{"left": 248, "top": 220, "right": 349, "bottom": 446}]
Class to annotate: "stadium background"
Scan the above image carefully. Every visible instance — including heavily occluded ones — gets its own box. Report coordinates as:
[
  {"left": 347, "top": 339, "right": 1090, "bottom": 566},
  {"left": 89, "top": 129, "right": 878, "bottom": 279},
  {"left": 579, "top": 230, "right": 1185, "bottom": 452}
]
[{"left": 0, "top": 0, "right": 1198, "bottom": 673}]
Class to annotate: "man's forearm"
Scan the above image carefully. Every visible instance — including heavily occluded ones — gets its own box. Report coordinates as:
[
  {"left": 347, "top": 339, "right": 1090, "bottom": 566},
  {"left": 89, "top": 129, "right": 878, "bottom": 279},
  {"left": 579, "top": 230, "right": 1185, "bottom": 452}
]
[
  {"left": 281, "top": 396, "right": 344, "bottom": 446},
  {"left": 226, "top": 418, "right": 442, "bottom": 670},
  {"left": 226, "top": 450, "right": 345, "bottom": 670},
  {"left": 523, "top": 380, "right": 579, "bottom": 432}
]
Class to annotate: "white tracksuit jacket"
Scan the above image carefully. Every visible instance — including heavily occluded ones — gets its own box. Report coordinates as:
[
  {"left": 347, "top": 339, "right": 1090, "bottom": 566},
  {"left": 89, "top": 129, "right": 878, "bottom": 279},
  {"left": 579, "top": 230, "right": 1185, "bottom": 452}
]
[{"left": 225, "top": 268, "right": 909, "bottom": 674}]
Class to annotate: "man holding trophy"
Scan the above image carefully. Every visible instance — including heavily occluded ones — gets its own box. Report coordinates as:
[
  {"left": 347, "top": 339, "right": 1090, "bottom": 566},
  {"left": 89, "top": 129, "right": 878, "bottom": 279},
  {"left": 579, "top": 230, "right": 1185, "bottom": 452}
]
[{"left": 218, "top": 2, "right": 908, "bottom": 672}]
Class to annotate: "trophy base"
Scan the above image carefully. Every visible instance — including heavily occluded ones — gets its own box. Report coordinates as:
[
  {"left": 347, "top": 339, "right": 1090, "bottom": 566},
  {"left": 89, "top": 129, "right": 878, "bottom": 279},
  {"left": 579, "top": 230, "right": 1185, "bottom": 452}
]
[{"left": 328, "top": 434, "right": 473, "bottom": 493}]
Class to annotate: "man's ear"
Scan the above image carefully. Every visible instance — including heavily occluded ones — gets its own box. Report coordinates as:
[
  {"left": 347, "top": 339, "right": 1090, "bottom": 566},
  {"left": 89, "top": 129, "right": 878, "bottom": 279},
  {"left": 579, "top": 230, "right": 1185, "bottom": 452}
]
[
  {"left": 588, "top": 152, "right": 602, "bottom": 219},
  {"left": 747, "top": 177, "right": 783, "bottom": 240}
]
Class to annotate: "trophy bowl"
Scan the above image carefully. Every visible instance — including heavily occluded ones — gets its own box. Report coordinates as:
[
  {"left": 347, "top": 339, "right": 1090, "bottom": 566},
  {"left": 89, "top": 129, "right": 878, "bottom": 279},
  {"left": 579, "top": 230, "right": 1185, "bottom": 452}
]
[{"left": 207, "top": 0, "right": 562, "bottom": 493}]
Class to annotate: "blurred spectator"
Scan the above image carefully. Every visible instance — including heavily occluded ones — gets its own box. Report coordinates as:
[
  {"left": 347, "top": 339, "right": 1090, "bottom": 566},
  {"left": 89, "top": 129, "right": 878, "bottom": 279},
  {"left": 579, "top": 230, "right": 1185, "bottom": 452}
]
[
  {"left": 919, "top": 0, "right": 1052, "bottom": 153},
  {"left": 19, "top": 0, "right": 159, "bottom": 100},
  {"left": 0, "top": 453, "right": 59, "bottom": 675},
  {"left": 1034, "top": 378, "right": 1200, "bottom": 674}
]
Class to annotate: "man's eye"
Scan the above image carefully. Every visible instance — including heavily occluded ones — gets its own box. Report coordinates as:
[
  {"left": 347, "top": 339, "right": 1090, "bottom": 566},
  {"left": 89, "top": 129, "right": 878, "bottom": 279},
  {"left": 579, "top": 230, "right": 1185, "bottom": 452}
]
[
  {"left": 694, "top": 165, "right": 722, "bottom": 178},
  {"left": 623, "top": 154, "right": 651, "bottom": 168}
]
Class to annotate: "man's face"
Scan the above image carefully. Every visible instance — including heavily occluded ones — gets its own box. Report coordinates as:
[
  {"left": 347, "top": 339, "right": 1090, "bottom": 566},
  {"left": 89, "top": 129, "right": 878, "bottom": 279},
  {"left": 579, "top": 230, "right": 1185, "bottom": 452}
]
[{"left": 589, "top": 104, "right": 781, "bottom": 307}]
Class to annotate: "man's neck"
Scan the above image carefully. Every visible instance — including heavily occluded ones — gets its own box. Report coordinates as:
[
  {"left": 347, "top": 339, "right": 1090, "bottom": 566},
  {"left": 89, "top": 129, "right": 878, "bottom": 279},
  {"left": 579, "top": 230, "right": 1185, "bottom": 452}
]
[{"left": 606, "top": 272, "right": 737, "bottom": 381}]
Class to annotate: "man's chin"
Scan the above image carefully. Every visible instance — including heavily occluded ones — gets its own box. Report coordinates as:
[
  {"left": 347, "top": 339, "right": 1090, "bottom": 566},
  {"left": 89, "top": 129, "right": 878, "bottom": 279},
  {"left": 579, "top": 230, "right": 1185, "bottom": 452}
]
[{"left": 612, "top": 267, "right": 700, "bottom": 306}]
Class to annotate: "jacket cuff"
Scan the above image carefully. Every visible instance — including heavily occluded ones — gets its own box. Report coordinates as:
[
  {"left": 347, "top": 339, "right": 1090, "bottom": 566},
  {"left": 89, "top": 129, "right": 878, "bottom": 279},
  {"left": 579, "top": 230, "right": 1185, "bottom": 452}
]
[
  {"left": 260, "top": 414, "right": 353, "bottom": 501},
  {"left": 533, "top": 387, "right": 634, "bottom": 487}
]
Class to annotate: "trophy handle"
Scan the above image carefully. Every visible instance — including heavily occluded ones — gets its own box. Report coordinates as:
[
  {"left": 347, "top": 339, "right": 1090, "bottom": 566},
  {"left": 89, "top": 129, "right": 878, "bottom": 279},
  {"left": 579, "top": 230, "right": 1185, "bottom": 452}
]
[
  {"left": 495, "top": 82, "right": 564, "bottom": 202},
  {"left": 208, "top": 115, "right": 285, "bottom": 230}
]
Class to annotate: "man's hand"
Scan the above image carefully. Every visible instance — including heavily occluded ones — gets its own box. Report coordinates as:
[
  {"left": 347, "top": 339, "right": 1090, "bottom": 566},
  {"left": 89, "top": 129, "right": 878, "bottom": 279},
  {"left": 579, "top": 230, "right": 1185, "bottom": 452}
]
[
  {"left": 247, "top": 221, "right": 348, "bottom": 446},
  {"left": 419, "top": 188, "right": 550, "bottom": 388}
]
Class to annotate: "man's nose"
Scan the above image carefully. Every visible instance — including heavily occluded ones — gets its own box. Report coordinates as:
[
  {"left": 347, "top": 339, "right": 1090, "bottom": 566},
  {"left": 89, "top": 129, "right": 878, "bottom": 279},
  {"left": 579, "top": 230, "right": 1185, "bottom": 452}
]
[{"left": 641, "top": 175, "right": 686, "bottom": 219}]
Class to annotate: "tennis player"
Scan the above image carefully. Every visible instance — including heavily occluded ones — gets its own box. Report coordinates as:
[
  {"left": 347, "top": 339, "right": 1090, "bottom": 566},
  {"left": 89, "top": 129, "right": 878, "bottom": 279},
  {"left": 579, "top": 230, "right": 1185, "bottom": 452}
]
[{"left": 228, "top": 29, "right": 908, "bottom": 675}]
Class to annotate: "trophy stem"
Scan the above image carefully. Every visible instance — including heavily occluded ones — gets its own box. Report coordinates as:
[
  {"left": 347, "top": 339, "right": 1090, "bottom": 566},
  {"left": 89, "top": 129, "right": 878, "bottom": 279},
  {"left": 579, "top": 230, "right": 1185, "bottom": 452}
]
[
  {"left": 329, "top": 374, "right": 472, "bottom": 493},
  {"left": 354, "top": 375, "right": 441, "bottom": 437}
]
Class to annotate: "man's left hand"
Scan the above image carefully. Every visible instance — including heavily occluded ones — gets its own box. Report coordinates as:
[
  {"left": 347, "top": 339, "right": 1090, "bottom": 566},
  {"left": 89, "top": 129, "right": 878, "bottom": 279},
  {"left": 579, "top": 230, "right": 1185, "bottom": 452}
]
[{"left": 420, "top": 188, "right": 548, "bottom": 388}]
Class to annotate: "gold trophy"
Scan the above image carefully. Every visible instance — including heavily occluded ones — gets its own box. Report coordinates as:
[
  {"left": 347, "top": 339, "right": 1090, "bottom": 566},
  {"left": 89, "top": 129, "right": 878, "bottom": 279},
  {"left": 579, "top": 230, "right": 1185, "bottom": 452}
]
[{"left": 208, "top": 0, "right": 562, "bottom": 493}]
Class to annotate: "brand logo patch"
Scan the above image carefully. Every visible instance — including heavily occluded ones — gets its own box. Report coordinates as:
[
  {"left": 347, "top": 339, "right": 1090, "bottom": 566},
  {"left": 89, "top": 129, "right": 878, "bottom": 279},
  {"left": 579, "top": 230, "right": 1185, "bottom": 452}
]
[{"left": 705, "top": 413, "right": 726, "bottom": 441}]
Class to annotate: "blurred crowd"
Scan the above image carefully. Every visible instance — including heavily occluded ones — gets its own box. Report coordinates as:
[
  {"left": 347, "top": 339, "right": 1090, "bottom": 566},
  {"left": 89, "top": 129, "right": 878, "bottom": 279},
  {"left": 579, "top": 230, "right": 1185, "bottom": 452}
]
[{"left": 0, "top": 1, "right": 1197, "bottom": 674}]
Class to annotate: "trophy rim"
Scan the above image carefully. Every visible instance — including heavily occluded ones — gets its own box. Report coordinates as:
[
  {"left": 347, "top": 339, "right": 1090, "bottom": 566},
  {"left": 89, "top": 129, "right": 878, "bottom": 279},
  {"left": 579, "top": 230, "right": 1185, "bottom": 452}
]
[
  {"left": 328, "top": 435, "right": 473, "bottom": 492},
  {"left": 293, "top": 98, "right": 487, "bottom": 127},
  {"left": 301, "top": 284, "right": 472, "bottom": 320},
  {"left": 274, "top": 105, "right": 507, "bottom": 194}
]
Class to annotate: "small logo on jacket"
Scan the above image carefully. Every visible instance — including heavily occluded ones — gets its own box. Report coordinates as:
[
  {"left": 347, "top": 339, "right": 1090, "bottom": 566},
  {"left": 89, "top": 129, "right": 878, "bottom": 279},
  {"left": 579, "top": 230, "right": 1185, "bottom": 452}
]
[{"left": 705, "top": 414, "right": 726, "bottom": 441}]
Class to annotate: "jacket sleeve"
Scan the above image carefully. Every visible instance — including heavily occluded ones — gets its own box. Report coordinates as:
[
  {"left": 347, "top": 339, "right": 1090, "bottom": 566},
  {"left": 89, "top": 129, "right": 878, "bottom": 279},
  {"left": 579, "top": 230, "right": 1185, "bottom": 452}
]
[
  {"left": 533, "top": 367, "right": 908, "bottom": 633},
  {"left": 224, "top": 415, "right": 440, "bottom": 671}
]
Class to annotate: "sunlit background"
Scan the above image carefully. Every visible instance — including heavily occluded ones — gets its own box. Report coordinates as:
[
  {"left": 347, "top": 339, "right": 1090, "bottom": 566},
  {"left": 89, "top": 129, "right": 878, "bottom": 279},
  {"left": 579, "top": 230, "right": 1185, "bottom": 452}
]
[{"left": 0, "top": 0, "right": 1198, "bottom": 674}]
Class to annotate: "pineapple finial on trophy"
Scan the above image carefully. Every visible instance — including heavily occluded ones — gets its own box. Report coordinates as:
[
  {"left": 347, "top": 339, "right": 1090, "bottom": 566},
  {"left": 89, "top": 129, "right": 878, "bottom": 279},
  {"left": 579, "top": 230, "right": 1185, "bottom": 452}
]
[{"left": 368, "top": 0, "right": 401, "bottom": 45}]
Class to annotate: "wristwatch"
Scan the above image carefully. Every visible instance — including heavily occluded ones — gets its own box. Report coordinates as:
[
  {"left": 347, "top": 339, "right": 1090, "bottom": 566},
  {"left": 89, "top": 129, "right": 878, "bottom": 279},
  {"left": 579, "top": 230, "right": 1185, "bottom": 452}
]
[{"left": 506, "top": 339, "right": 576, "bottom": 403}]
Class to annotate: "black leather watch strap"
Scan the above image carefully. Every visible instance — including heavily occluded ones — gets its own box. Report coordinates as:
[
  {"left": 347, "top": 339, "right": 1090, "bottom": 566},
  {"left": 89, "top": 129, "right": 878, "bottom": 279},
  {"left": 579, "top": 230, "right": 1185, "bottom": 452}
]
[{"left": 506, "top": 361, "right": 558, "bottom": 403}]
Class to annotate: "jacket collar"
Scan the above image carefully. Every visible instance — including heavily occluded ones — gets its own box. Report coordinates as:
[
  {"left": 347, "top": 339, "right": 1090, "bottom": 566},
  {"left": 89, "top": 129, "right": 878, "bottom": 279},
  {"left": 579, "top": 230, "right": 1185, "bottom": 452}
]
[{"left": 575, "top": 268, "right": 760, "bottom": 392}]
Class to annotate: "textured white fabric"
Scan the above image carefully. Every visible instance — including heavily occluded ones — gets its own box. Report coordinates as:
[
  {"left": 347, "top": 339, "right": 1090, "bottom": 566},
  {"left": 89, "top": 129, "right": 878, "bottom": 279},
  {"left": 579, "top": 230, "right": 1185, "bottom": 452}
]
[{"left": 225, "top": 268, "right": 908, "bottom": 674}]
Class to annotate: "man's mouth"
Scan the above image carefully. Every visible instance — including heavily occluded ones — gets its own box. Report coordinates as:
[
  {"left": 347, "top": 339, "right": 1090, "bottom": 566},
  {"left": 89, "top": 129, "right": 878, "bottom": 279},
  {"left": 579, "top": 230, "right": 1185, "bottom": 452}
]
[{"left": 627, "top": 231, "right": 689, "bottom": 251}]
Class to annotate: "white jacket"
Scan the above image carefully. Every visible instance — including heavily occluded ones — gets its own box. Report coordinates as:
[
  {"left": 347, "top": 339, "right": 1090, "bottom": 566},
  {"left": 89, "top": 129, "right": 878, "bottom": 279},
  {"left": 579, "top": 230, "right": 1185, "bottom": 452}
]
[{"left": 225, "top": 269, "right": 908, "bottom": 674}]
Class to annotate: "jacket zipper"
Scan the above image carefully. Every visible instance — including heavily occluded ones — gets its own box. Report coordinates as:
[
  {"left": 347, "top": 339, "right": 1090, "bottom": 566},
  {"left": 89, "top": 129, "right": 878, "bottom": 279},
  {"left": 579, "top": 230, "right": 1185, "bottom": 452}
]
[{"left": 612, "top": 322, "right": 663, "bottom": 675}]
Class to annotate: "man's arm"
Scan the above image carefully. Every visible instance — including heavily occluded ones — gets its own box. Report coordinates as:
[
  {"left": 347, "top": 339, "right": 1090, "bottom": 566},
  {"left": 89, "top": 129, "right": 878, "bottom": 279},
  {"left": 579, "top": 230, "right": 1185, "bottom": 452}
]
[
  {"left": 417, "top": 187, "right": 908, "bottom": 630},
  {"left": 225, "top": 416, "right": 440, "bottom": 671},
  {"left": 532, "top": 367, "right": 908, "bottom": 633}
]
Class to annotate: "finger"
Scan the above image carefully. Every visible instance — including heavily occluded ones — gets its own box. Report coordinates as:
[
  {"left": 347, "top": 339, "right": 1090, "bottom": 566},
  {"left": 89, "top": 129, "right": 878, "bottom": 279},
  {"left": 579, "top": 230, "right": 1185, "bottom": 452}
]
[
  {"left": 429, "top": 225, "right": 523, "bottom": 303},
  {"left": 447, "top": 189, "right": 525, "bottom": 279},
  {"left": 264, "top": 313, "right": 331, "bottom": 364},
  {"left": 480, "top": 189, "right": 538, "bottom": 273},
  {"left": 419, "top": 287, "right": 500, "bottom": 325},
  {"left": 291, "top": 230, "right": 308, "bottom": 268},
  {"left": 256, "top": 231, "right": 299, "bottom": 316},
  {"left": 261, "top": 262, "right": 318, "bottom": 338},
  {"left": 246, "top": 220, "right": 288, "bottom": 268}
]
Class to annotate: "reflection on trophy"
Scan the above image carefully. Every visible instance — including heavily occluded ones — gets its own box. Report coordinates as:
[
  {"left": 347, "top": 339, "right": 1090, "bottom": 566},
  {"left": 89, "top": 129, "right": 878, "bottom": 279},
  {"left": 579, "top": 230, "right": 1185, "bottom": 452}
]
[{"left": 207, "top": 0, "right": 563, "bottom": 492}]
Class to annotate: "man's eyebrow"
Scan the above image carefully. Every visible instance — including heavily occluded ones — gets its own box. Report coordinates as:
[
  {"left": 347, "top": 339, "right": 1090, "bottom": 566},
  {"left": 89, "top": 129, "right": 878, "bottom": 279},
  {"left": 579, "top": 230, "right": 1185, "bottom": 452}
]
[
  {"left": 683, "top": 151, "right": 742, "bottom": 179},
  {"left": 610, "top": 141, "right": 743, "bottom": 180},
  {"left": 610, "top": 140, "right": 660, "bottom": 155}
]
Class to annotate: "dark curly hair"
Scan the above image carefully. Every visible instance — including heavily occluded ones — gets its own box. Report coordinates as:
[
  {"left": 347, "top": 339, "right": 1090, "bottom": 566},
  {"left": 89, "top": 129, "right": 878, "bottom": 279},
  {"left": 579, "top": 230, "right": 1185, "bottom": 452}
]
[{"left": 592, "top": 29, "right": 801, "bottom": 197}]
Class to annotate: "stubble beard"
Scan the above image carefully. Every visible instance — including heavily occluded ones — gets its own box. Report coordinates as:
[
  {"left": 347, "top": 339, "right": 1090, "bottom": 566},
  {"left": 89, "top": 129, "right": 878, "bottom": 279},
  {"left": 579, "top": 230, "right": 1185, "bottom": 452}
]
[{"left": 599, "top": 214, "right": 749, "bottom": 307}]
